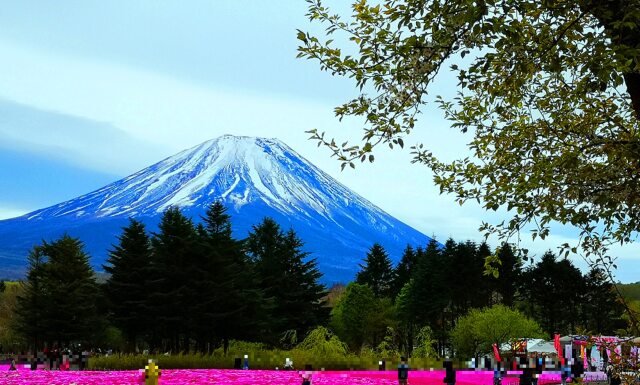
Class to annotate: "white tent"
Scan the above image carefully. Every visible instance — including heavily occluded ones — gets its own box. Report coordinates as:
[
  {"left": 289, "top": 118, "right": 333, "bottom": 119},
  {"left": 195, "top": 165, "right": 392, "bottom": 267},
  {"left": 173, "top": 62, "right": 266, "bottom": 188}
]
[
  {"left": 527, "top": 340, "right": 557, "bottom": 354},
  {"left": 498, "top": 339, "right": 557, "bottom": 353}
]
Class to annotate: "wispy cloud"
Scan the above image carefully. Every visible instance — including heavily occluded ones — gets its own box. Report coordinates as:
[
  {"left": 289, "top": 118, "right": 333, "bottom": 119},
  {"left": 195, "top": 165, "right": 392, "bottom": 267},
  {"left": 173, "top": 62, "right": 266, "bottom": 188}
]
[
  {"left": 0, "top": 99, "right": 169, "bottom": 174},
  {"left": 0, "top": 39, "right": 344, "bottom": 153}
]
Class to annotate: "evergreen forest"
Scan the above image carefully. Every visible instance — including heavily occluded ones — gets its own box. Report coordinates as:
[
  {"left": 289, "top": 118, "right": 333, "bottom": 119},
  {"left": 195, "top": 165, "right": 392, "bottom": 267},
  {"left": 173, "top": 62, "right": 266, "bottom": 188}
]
[{"left": 0, "top": 202, "right": 633, "bottom": 361}]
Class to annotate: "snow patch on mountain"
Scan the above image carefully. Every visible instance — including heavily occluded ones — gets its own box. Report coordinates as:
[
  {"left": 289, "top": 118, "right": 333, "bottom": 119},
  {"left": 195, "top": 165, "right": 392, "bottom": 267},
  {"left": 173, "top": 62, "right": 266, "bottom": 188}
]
[
  {"left": 1, "top": 134, "right": 434, "bottom": 283},
  {"left": 23, "top": 135, "right": 396, "bottom": 230}
]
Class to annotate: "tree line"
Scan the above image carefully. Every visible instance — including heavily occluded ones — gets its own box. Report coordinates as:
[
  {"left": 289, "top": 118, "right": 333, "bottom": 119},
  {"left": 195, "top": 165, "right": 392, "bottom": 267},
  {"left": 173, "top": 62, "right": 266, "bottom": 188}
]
[
  {"left": 333, "top": 239, "right": 628, "bottom": 358},
  {"left": 12, "top": 202, "right": 328, "bottom": 353},
  {"left": 2, "top": 203, "right": 631, "bottom": 360}
]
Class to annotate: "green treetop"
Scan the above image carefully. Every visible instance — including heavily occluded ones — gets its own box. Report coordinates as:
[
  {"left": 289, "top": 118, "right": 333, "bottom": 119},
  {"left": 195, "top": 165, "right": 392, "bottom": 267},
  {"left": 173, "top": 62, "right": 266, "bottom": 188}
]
[
  {"left": 451, "top": 304, "right": 544, "bottom": 359},
  {"left": 103, "top": 219, "right": 153, "bottom": 350},
  {"left": 356, "top": 243, "right": 395, "bottom": 298}
]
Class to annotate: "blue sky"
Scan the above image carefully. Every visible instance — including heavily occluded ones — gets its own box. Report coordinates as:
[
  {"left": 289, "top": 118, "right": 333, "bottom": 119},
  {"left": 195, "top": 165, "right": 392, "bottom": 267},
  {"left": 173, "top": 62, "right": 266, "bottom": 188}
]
[{"left": 0, "top": 1, "right": 638, "bottom": 281}]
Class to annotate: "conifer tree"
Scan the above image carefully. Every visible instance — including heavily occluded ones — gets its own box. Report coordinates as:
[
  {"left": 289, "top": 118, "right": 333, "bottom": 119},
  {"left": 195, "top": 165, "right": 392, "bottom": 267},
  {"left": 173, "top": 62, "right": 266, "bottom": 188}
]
[
  {"left": 194, "top": 202, "right": 268, "bottom": 353},
  {"left": 493, "top": 243, "right": 522, "bottom": 306},
  {"left": 16, "top": 235, "right": 98, "bottom": 348},
  {"left": 391, "top": 245, "right": 417, "bottom": 301},
  {"left": 355, "top": 243, "right": 395, "bottom": 298},
  {"left": 446, "top": 240, "right": 474, "bottom": 318},
  {"left": 519, "top": 252, "right": 585, "bottom": 336},
  {"left": 582, "top": 267, "right": 625, "bottom": 334},
  {"left": 409, "top": 238, "right": 449, "bottom": 354},
  {"left": 245, "top": 218, "right": 327, "bottom": 346},
  {"left": 14, "top": 247, "right": 47, "bottom": 350},
  {"left": 148, "top": 207, "right": 199, "bottom": 352},
  {"left": 280, "top": 229, "right": 328, "bottom": 337},
  {"left": 474, "top": 242, "right": 493, "bottom": 307},
  {"left": 447, "top": 240, "right": 492, "bottom": 317},
  {"left": 103, "top": 219, "right": 152, "bottom": 350}
]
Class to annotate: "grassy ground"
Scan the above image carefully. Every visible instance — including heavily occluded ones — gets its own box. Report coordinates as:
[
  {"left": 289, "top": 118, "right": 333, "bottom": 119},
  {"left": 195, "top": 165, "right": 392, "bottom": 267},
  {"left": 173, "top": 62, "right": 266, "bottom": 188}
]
[{"left": 88, "top": 349, "right": 446, "bottom": 371}]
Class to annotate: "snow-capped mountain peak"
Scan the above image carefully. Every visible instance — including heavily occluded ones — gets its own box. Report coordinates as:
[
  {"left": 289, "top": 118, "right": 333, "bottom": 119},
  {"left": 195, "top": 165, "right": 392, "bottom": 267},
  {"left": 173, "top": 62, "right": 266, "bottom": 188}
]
[
  {"left": 26, "top": 135, "right": 384, "bottom": 225},
  {"left": 0, "top": 134, "right": 433, "bottom": 283}
]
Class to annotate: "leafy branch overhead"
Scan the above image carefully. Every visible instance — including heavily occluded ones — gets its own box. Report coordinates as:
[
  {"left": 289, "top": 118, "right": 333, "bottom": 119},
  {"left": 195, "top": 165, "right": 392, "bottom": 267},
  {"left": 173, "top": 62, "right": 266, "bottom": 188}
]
[{"left": 297, "top": 0, "right": 640, "bottom": 264}]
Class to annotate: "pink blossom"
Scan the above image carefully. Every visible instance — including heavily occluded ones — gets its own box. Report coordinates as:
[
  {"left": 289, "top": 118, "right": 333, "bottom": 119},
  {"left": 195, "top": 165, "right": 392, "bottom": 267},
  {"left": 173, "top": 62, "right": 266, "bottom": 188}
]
[{"left": 0, "top": 368, "right": 601, "bottom": 385}]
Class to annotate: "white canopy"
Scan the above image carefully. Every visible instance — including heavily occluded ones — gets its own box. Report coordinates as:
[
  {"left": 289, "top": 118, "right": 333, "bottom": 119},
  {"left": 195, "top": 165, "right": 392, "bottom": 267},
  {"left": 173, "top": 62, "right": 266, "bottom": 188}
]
[
  {"left": 527, "top": 340, "right": 557, "bottom": 353},
  {"left": 498, "top": 339, "right": 557, "bottom": 353}
]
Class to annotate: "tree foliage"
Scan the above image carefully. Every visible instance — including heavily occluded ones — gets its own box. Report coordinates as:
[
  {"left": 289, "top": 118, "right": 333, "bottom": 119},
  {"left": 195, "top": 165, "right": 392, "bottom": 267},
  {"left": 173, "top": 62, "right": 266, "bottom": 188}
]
[
  {"left": 411, "top": 325, "right": 437, "bottom": 358},
  {"left": 296, "top": 325, "right": 348, "bottom": 356},
  {"left": 298, "top": 0, "right": 640, "bottom": 280},
  {"left": 450, "top": 304, "right": 544, "bottom": 359},
  {"left": 582, "top": 267, "right": 627, "bottom": 334},
  {"left": 331, "top": 282, "right": 383, "bottom": 351},
  {"left": 518, "top": 251, "right": 587, "bottom": 337},
  {"left": 492, "top": 244, "right": 522, "bottom": 306},
  {"left": 147, "top": 207, "right": 200, "bottom": 352},
  {"left": 356, "top": 243, "right": 395, "bottom": 298},
  {"left": 15, "top": 235, "right": 99, "bottom": 348},
  {"left": 246, "top": 217, "right": 328, "bottom": 346},
  {"left": 103, "top": 219, "right": 152, "bottom": 350},
  {"left": 196, "top": 202, "right": 266, "bottom": 352},
  {"left": 391, "top": 245, "right": 417, "bottom": 301},
  {"left": 0, "top": 281, "right": 23, "bottom": 349}
]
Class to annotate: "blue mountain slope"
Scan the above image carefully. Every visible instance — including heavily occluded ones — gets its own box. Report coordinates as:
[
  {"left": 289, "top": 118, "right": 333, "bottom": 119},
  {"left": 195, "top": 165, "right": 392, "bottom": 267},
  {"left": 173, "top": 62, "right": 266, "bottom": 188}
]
[{"left": 0, "top": 135, "right": 433, "bottom": 283}]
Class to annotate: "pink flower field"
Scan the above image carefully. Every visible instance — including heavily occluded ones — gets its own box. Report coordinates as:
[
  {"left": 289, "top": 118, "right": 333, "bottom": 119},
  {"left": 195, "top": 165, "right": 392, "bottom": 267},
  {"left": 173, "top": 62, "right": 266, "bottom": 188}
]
[{"left": 0, "top": 368, "right": 607, "bottom": 385}]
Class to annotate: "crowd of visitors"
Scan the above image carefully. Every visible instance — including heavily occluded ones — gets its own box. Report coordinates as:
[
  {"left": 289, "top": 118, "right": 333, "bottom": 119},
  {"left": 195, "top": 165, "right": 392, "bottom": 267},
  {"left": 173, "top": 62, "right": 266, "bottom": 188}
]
[{"left": 0, "top": 345, "right": 112, "bottom": 371}]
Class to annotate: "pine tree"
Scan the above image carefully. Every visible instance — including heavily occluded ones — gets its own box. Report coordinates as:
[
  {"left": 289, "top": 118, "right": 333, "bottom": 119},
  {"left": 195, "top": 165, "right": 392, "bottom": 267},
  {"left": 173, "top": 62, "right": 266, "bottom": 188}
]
[
  {"left": 103, "top": 219, "right": 152, "bottom": 351},
  {"left": 519, "top": 252, "right": 585, "bottom": 336},
  {"left": 409, "top": 238, "right": 449, "bottom": 355},
  {"left": 42, "top": 235, "right": 99, "bottom": 346},
  {"left": 245, "top": 218, "right": 327, "bottom": 346},
  {"left": 14, "top": 247, "right": 47, "bottom": 350},
  {"left": 493, "top": 243, "right": 522, "bottom": 306},
  {"left": 391, "top": 245, "right": 417, "bottom": 301},
  {"left": 148, "top": 207, "right": 199, "bottom": 352},
  {"left": 474, "top": 242, "right": 493, "bottom": 308},
  {"left": 446, "top": 240, "right": 475, "bottom": 318},
  {"left": 280, "top": 229, "right": 328, "bottom": 338},
  {"left": 447, "top": 240, "right": 492, "bottom": 317},
  {"left": 194, "top": 202, "right": 268, "bottom": 353},
  {"left": 582, "top": 267, "right": 625, "bottom": 334},
  {"left": 355, "top": 243, "right": 395, "bottom": 298},
  {"left": 16, "top": 235, "right": 98, "bottom": 348}
]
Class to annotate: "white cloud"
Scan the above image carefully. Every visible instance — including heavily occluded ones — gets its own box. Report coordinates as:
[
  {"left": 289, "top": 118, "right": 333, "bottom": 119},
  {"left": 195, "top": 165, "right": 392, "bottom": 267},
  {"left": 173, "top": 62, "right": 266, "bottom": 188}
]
[{"left": 0, "top": 38, "right": 468, "bottom": 208}]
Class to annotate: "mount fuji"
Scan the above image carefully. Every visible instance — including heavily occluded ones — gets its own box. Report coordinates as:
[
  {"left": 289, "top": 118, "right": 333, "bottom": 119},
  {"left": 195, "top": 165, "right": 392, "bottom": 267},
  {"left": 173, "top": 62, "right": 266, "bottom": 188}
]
[{"left": 0, "top": 135, "right": 433, "bottom": 283}]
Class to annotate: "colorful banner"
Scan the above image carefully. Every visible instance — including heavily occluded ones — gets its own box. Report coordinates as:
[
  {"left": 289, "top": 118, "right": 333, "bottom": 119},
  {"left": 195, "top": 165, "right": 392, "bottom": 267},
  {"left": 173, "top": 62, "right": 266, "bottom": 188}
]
[
  {"left": 493, "top": 343, "right": 501, "bottom": 362},
  {"left": 513, "top": 339, "right": 528, "bottom": 352},
  {"left": 554, "top": 334, "right": 564, "bottom": 365}
]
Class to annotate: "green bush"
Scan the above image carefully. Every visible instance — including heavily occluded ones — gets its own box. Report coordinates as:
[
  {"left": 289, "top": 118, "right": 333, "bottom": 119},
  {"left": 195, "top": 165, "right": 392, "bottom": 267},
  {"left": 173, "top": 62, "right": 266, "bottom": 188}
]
[{"left": 88, "top": 348, "right": 445, "bottom": 371}]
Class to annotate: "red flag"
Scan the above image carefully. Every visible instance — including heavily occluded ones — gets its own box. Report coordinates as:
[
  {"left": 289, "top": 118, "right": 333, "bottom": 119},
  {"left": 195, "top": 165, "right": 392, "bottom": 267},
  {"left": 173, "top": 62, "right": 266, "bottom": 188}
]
[
  {"left": 554, "top": 334, "right": 564, "bottom": 365},
  {"left": 493, "top": 343, "right": 501, "bottom": 362}
]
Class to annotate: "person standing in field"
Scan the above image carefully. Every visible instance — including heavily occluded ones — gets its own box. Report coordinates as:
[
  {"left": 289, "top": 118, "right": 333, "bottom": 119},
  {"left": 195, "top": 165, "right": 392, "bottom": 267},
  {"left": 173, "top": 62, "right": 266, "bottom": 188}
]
[
  {"left": 300, "top": 370, "right": 312, "bottom": 385},
  {"left": 398, "top": 356, "right": 409, "bottom": 385},
  {"left": 300, "top": 364, "right": 313, "bottom": 385},
  {"left": 443, "top": 358, "right": 456, "bottom": 385}
]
